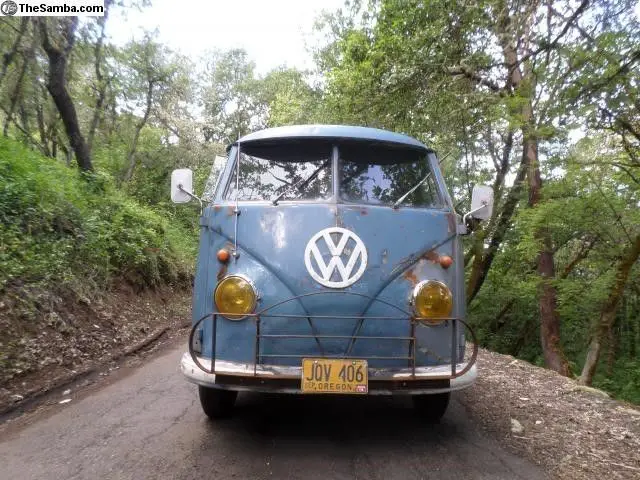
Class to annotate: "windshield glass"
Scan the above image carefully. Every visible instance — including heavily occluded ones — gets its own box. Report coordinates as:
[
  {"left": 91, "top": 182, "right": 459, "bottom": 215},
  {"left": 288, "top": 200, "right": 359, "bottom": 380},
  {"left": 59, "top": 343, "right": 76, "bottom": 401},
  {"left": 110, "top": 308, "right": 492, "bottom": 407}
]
[
  {"left": 225, "top": 148, "right": 332, "bottom": 201},
  {"left": 339, "top": 148, "right": 441, "bottom": 207}
]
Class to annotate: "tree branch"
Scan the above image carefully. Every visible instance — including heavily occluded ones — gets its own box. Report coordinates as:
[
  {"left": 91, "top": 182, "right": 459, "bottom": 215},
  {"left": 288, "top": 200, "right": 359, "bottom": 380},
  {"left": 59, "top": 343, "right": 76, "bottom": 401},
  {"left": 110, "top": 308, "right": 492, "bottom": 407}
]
[
  {"left": 516, "top": 0, "right": 590, "bottom": 67},
  {"left": 559, "top": 236, "right": 599, "bottom": 280},
  {"left": 446, "top": 65, "right": 504, "bottom": 93}
]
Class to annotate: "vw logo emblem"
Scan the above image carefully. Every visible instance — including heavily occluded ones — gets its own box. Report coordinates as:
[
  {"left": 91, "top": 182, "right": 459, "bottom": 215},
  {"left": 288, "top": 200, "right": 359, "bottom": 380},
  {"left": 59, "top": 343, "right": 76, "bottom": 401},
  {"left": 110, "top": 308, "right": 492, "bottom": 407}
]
[{"left": 304, "top": 227, "right": 367, "bottom": 288}]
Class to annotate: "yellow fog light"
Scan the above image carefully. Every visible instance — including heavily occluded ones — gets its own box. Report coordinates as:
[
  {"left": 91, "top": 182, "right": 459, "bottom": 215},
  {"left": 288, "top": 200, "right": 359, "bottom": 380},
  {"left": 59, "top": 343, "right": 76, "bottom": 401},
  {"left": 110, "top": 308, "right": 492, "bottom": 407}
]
[
  {"left": 214, "top": 275, "right": 256, "bottom": 320},
  {"left": 412, "top": 280, "right": 453, "bottom": 321}
]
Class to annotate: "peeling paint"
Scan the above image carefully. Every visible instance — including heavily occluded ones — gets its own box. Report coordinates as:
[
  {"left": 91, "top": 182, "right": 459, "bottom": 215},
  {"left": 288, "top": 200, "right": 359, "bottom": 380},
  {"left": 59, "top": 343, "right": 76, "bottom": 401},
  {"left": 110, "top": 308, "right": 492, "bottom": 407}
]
[
  {"left": 403, "top": 269, "right": 419, "bottom": 286},
  {"left": 259, "top": 210, "right": 287, "bottom": 248},
  {"left": 216, "top": 263, "right": 228, "bottom": 280},
  {"left": 423, "top": 250, "right": 441, "bottom": 264}
]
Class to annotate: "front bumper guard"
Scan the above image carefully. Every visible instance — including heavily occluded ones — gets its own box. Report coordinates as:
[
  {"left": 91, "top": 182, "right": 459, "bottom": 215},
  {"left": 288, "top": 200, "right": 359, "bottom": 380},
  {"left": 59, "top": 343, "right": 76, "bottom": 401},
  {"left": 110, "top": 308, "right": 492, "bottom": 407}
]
[
  {"left": 183, "top": 291, "right": 478, "bottom": 395},
  {"left": 181, "top": 353, "right": 477, "bottom": 395}
]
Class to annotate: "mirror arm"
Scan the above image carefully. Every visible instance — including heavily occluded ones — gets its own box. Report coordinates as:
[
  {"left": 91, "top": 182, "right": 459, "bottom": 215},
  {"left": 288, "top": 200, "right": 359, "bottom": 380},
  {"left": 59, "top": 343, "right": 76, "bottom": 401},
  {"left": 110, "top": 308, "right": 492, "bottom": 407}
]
[
  {"left": 178, "top": 184, "right": 203, "bottom": 213},
  {"left": 462, "top": 202, "right": 488, "bottom": 228}
]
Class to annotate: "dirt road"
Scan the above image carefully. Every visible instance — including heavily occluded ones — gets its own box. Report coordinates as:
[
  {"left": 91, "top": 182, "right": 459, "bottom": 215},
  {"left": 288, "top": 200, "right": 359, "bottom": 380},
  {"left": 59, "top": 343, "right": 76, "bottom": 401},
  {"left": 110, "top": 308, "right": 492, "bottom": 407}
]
[{"left": 0, "top": 344, "right": 547, "bottom": 479}]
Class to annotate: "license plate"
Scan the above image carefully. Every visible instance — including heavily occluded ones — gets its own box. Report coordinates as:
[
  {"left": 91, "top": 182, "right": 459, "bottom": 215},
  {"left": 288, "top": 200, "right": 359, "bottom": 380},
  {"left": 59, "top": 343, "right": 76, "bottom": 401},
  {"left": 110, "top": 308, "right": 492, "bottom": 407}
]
[{"left": 301, "top": 358, "right": 368, "bottom": 394}]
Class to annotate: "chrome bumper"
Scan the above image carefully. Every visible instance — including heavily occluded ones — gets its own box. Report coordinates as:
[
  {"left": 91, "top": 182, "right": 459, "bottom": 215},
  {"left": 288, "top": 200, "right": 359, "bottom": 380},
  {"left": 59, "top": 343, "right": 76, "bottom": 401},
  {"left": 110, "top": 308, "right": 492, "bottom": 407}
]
[{"left": 180, "top": 352, "right": 477, "bottom": 395}]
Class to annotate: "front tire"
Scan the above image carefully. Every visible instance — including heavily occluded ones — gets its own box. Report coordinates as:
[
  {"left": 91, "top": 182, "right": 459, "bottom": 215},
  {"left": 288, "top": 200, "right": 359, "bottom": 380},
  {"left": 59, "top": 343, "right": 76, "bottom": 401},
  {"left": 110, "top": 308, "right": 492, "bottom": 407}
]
[
  {"left": 412, "top": 392, "right": 450, "bottom": 423},
  {"left": 198, "top": 386, "right": 237, "bottom": 419}
]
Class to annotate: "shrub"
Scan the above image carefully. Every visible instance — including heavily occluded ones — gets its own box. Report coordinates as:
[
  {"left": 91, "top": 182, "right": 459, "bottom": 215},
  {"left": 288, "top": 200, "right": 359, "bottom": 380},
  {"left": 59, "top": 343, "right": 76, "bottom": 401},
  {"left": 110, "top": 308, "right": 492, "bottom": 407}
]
[{"left": 0, "top": 138, "right": 194, "bottom": 297}]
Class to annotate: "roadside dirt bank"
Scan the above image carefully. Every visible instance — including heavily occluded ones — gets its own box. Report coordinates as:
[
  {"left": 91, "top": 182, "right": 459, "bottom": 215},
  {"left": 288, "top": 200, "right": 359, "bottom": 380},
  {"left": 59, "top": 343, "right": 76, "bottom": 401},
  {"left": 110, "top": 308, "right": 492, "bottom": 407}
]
[
  {"left": 0, "top": 284, "right": 192, "bottom": 415},
  {"left": 459, "top": 349, "right": 640, "bottom": 479}
]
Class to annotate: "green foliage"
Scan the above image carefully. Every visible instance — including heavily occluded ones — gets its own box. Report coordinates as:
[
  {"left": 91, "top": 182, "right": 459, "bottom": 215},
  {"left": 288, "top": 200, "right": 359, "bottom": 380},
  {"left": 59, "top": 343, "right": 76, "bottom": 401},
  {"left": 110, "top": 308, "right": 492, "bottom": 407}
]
[{"left": 0, "top": 138, "right": 193, "bottom": 296}]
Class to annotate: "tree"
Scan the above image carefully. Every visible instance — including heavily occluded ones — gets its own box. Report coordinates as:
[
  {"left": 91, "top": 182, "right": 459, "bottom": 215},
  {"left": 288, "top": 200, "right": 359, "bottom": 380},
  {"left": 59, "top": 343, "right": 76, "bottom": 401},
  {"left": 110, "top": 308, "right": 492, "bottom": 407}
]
[
  {"left": 37, "top": 17, "right": 93, "bottom": 172},
  {"left": 0, "top": 17, "right": 28, "bottom": 88},
  {"left": 259, "top": 67, "right": 322, "bottom": 126},
  {"left": 579, "top": 233, "right": 640, "bottom": 384},
  {"left": 200, "top": 49, "right": 262, "bottom": 144}
]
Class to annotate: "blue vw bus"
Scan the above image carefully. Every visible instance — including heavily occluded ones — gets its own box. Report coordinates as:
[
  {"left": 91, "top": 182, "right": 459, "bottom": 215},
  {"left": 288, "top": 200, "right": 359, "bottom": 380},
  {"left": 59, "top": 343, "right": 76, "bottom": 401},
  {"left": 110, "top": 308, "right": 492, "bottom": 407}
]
[{"left": 171, "top": 125, "right": 493, "bottom": 421}]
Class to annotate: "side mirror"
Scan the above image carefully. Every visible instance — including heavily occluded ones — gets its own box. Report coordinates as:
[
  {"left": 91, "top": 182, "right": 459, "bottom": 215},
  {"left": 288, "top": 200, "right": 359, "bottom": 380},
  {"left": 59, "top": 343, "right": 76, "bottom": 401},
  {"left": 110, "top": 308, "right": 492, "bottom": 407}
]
[
  {"left": 469, "top": 185, "right": 494, "bottom": 220},
  {"left": 171, "top": 168, "right": 193, "bottom": 203},
  {"left": 460, "top": 185, "right": 494, "bottom": 234}
]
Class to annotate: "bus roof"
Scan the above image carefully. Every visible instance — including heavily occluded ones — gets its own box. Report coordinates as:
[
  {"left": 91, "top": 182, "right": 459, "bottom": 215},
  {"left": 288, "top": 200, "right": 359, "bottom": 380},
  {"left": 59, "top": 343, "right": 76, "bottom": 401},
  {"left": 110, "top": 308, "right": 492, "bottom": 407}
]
[{"left": 233, "top": 125, "right": 430, "bottom": 151}]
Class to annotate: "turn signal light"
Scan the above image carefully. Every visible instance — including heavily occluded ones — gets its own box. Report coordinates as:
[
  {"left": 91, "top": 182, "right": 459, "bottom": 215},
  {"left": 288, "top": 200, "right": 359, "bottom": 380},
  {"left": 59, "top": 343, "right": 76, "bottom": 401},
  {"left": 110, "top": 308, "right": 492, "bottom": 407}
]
[
  {"left": 439, "top": 255, "right": 453, "bottom": 269},
  {"left": 214, "top": 275, "right": 256, "bottom": 320},
  {"left": 217, "top": 249, "right": 231, "bottom": 263},
  {"left": 412, "top": 280, "right": 453, "bottom": 322}
]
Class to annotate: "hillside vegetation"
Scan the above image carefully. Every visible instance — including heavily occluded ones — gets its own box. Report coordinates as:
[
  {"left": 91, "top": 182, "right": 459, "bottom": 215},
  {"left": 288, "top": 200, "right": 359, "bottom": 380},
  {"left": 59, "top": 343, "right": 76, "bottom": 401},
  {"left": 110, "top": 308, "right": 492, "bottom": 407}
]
[
  {"left": 0, "top": 137, "right": 194, "bottom": 382},
  {"left": 0, "top": 138, "right": 193, "bottom": 291}
]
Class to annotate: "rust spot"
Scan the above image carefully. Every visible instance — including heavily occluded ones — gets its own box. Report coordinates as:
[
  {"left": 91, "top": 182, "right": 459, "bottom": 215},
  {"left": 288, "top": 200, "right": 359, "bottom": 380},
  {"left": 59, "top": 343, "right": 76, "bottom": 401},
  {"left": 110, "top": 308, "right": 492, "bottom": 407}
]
[
  {"left": 403, "top": 269, "right": 419, "bottom": 287},
  {"left": 213, "top": 205, "right": 222, "bottom": 212},
  {"left": 423, "top": 250, "right": 440, "bottom": 263},
  {"left": 216, "top": 263, "right": 228, "bottom": 281},
  {"left": 360, "top": 208, "right": 368, "bottom": 216},
  {"left": 227, "top": 206, "right": 235, "bottom": 216}
]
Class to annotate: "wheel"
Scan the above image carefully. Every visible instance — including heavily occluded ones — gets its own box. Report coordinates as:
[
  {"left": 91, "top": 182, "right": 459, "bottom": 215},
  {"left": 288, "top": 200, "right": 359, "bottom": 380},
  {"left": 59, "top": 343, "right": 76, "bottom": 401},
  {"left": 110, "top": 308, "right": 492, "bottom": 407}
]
[
  {"left": 198, "top": 386, "right": 237, "bottom": 419},
  {"left": 412, "top": 392, "right": 450, "bottom": 423}
]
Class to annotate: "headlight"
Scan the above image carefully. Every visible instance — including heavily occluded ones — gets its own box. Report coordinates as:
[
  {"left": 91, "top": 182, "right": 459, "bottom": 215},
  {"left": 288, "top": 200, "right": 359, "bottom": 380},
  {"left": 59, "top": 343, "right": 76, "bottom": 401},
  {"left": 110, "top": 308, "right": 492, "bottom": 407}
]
[
  {"left": 412, "top": 280, "right": 453, "bottom": 321},
  {"left": 214, "top": 275, "right": 256, "bottom": 320}
]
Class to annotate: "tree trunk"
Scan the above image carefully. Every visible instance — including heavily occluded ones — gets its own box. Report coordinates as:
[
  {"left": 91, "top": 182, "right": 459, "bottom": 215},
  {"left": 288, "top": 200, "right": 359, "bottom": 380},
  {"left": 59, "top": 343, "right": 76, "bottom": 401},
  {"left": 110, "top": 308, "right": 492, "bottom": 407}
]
[
  {"left": 497, "top": 2, "right": 571, "bottom": 376},
  {"left": 123, "top": 79, "right": 154, "bottom": 183},
  {"left": 0, "top": 18, "right": 28, "bottom": 88},
  {"left": 465, "top": 127, "right": 515, "bottom": 303},
  {"left": 2, "top": 56, "right": 28, "bottom": 137},
  {"left": 579, "top": 233, "right": 640, "bottom": 385},
  {"left": 87, "top": 2, "right": 111, "bottom": 154},
  {"left": 606, "top": 318, "right": 617, "bottom": 377},
  {"left": 38, "top": 18, "right": 93, "bottom": 172},
  {"left": 35, "top": 85, "right": 52, "bottom": 157},
  {"left": 537, "top": 232, "right": 571, "bottom": 375},
  {"left": 466, "top": 155, "right": 527, "bottom": 303},
  {"left": 526, "top": 120, "right": 571, "bottom": 376}
]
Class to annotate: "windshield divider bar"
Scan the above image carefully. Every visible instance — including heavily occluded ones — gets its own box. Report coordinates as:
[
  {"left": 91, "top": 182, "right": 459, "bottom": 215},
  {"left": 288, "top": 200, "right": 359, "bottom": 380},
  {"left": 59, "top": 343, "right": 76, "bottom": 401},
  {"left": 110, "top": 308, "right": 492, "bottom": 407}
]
[
  {"left": 232, "top": 144, "right": 241, "bottom": 259},
  {"left": 332, "top": 144, "right": 339, "bottom": 203}
]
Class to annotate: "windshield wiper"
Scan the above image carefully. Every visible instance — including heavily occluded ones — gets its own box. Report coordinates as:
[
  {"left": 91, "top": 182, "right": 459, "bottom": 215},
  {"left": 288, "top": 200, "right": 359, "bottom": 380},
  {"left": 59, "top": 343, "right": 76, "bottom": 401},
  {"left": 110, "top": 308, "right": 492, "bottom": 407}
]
[
  {"left": 271, "top": 159, "right": 331, "bottom": 205},
  {"left": 392, "top": 172, "right": 432, "bottom": 209},
  {"left": 392, "top": 151, "right": 452, "bottom": 209}
]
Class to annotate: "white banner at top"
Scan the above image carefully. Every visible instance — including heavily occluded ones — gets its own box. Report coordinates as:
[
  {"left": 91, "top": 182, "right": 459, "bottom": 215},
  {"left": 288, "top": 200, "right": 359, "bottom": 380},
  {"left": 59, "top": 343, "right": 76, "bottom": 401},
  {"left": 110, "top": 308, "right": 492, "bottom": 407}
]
[{"left": 0, "top": 0, "right": 105, "bottom": 16}]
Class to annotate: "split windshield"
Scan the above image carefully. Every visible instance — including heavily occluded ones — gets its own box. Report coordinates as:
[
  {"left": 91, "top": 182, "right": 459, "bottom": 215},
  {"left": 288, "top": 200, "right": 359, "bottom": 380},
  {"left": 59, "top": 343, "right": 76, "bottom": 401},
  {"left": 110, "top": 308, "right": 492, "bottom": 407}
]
[
  {"left": 224, "top": 142, "right": 442, "bottom": 207},
  {"left": 339, "top": 144, "right": 441, "bottom": 207},
  {"left": 225, "top": 147, "right": 332, "bottom": 202}
]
